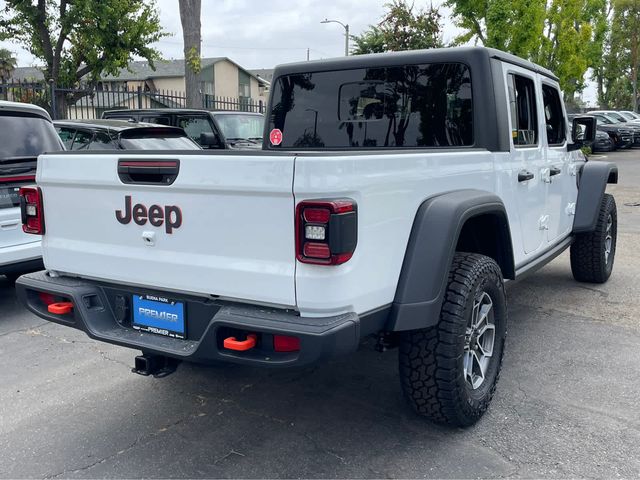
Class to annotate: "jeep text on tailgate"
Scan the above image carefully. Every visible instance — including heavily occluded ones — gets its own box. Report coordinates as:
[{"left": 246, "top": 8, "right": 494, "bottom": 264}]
[{"left": 16, "top": 47, "right": 618, "bottom": 427}]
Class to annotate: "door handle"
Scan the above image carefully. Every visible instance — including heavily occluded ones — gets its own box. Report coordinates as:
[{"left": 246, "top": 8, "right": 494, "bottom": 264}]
[
  {"left": 518, "top": 170, "right": 535, "bottom": 182},
  {"left": 550, "top": 166, "right": 562, "bottom": 176}
]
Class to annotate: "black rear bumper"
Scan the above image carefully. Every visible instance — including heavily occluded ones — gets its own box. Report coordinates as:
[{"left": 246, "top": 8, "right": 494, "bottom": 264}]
[{"left": 16, "top": 271, "right": 363, "bottom": 367}]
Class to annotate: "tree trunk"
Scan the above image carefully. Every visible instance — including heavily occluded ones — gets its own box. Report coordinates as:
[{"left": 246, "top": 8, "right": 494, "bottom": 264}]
[{"left": 179, "top": 0, "right": 202, "bottom": 109}]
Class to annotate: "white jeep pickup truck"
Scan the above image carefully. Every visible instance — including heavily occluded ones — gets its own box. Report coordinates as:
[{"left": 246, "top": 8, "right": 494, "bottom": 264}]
[{"left": 17, "top": 47, "right": 618, "bottom": 427}]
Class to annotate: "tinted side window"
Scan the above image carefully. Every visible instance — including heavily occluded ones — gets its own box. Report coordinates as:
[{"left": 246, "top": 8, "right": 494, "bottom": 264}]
[
  {"left": 56, "top": 127, "right": 76, "bottom": 149},
  {"left": 71, "top": 130, "right": 92, "bottom": 150},
  {"left": 508, "top": 74, "right": 538, "bottom": 146},
  {"left": 269, "top": 63, "right": 473, "bottom": 149},
  {"left": 542, "top": 84, "right": 566, "bottom": 145},
  {"left": 178, "top": 117, "right": 214, "bottom": 144}
]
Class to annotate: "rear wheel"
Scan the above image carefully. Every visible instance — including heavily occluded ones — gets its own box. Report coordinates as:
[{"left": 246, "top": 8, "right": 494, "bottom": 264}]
[
  {"left": 570, "top": 193, "right": 617, "bottom": 283},
  {"left": 399, "top": 253, "right": 507, "bottom": 427}
]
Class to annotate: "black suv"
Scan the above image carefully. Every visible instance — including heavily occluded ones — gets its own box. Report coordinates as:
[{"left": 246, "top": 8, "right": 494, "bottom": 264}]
[
  {"left": 54, "top": 120, "right": 201, "bottom": 150},
  {"left": 102, "top": 109, "right": 264, "bottom": 150}
]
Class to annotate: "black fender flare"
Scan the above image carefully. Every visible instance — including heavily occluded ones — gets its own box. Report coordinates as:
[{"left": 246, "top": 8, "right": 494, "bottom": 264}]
[
  {"left": 388, "top": 189, "right": 514, "bottom": 332},
  {"left": 573, "top": 161, "right": 618, "bottom": 233}
]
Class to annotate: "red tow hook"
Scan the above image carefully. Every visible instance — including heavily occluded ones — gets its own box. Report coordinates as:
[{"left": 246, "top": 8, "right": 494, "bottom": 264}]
[
  {"left": 223, "top": 333, "right": 257, "bottom": 351},
  {"left": 47, "top": 302, "right": 74, "bottom": 315}
]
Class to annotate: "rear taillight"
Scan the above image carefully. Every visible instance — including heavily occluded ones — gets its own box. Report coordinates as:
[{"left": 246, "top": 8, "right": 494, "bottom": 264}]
[
  {"left": 19, "top": 186, "right": 45, "bottom": 235},
  {"left": 295, "top": 199, "right": 357, "bottom": 265}
]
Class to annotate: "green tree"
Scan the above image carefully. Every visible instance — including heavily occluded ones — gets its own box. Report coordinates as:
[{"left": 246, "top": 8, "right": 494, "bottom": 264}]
[
  {"left": 446, "top": 0, "right": 607, "bottom": 100},
  {"left": 608, "top": 0, "right": 640, "bottom": 111},
  {"left": 351, "top": 1, "right": 442, "bottom": 55},
  {"left": 0, "top": 0, "right": 167, "bottom": 116},
  {"left": 445, "top": 0, "right": 545, "bottom": 58},
  {"left": 0, "top": 48, "right": 17, "bottom": 83}
]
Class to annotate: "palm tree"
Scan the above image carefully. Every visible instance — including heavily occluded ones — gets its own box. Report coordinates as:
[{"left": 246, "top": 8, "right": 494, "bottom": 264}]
[{"left": 0, "top": 48, "right": 17, "bottom": 84}]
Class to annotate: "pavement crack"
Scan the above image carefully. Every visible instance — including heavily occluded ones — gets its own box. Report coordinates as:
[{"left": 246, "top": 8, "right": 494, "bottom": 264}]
[
  {"left": 96, "top": 348, "right": 130, "bottom": 368},
  {"left": 220, "top": 397, "right": 287, "bottom": 424},
  {"left": 303, "top": 433, "right": 347, "bottom": 465},
  {"left": 44, "top": 412, "right": 203, "bottom": 478},
  {"left": 0, "top": 321, "right": 49, "bottom": 337},
  {"left": 213, "top": 449, "right": 245, "bottom": 465}
]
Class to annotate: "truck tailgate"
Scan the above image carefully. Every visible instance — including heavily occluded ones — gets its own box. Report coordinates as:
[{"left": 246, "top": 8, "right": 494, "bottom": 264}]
[{"left": 37, "top": 153, "right": 296, "bottom": 307}]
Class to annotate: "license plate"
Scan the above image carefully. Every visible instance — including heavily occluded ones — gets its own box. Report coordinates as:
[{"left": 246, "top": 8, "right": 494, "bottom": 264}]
[{"left": 132, "top": 294, "right": 185, "bottom": 339}]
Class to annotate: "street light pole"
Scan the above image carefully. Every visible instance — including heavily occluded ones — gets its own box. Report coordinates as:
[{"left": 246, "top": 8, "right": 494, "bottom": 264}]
[{"left": 321, "top": 18, "right": 350, "bottom": 56}]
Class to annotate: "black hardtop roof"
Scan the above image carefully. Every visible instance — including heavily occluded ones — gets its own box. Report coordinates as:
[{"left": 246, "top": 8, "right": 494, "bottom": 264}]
[
  {"left": 53, "top": 119, "right": 185, "bottom": 133},
  {"left": 104, "top": 108, "right": 264, "bottom": 117},
  {"left": 272, "top": 46, "right": 559, "bottom": 82}
]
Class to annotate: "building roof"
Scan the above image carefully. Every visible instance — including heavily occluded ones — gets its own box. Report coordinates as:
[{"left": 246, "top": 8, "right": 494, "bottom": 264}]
[
  {"left": 9, "top": 58, "right": 270, "bottom": 86},
  {"left": 249, "top": 68, "right": 275, "bottom": 83},
  {"left": 9, "top": 66, "right": 45, "bottom": 82},
  {"left": 101, "top": 57, "right": 270, "bottom": 86},
  {"left": 101, "top": 57, "right": 225, "bottom": 81}
]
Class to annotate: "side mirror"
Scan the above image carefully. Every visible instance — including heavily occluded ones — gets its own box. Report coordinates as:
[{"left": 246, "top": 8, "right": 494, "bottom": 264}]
[
  {"left": 568, "top": 116, "right": 597, "bottom": 151},
  {"left": 200, "top": 132, "right": 223, "bottom": 148}
]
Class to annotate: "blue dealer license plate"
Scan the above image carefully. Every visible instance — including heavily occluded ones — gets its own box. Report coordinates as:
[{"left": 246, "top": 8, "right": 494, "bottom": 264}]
[{"left": 132, "top": 294, "right": 185, "bottom": 339}]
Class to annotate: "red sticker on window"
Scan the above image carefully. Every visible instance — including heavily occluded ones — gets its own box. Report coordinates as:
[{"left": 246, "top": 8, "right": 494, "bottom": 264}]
[{"left": 270, "top": 128, "right": 283, "bottom": 146}]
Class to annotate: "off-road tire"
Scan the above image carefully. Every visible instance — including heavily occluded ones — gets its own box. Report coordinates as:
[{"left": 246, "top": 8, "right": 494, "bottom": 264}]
[
  {"left": 399, "top": 253, "right": 507, "bottom": 427},
  {"left": 570, "top": 193, "right": 617, "bottom": 283}
]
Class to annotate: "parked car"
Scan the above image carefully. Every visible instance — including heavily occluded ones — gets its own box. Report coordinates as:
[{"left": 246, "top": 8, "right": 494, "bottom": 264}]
[
  {"left": 17, "top": 47, "right": 617, "bottom": 428},
  {"left": 592, "top": 129, "right": 615, "bottom": 152},
  {"left": 590, "top": 110, "right": 637, "bottom": 124},
  {"left": 617, "top": 110, "right": 640, "bottom": 121},
  {"left": 54, "top": 120, "right": 201, "bottom": 150},
  {"left": 102, "top": 109, "right": 264, "bottom": 150},
  {"left": 585, "top": 113, "right": 635, "bottom": 148},
  {"left": 0, "top": 101, "right": 64, "bottom": 281}
]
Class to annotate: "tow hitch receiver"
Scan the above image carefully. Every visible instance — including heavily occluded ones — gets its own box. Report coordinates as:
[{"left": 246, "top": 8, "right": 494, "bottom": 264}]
[
  {"left": 223, "top": 333, "right": 257, "bottom": 351},
  {"left": 132, "top": 354, "right": 180, "bottom": 378},
  {"left": 47, "top": 301, "right": 73, "bottom": 315}
]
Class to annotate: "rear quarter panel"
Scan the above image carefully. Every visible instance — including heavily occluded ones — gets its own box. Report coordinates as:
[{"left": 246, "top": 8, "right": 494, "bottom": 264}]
[{"left": 293, "top": 150, "right": 505, "bottom": 316}]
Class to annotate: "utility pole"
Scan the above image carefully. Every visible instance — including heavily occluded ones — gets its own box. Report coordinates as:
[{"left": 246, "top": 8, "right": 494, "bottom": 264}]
[{"left": 307, "top": 48, "right": 310, "bottom": 61}]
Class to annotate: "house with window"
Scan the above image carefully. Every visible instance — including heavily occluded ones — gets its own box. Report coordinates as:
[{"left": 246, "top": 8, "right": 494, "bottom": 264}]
[{"left": 99, "top": 57, "right": 269, "bottom": 106}]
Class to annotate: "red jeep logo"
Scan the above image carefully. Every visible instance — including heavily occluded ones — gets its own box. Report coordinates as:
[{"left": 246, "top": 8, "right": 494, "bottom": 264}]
[{"left": 115, "top": 196, "right": 182, "bottom": 234}]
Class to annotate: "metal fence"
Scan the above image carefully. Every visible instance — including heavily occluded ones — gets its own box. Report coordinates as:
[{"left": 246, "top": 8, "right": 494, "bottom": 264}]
[{"left": 0, "top": 80, "right": 266, "bottom": 119}]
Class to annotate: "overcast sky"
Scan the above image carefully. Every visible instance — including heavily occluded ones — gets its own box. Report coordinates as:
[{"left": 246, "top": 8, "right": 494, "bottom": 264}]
[
  {"left": 0, "top": 0, "right": 458, "bottom": 68},
  {"left": 0, "top": 0, "right": 596, "bottom": 104}
]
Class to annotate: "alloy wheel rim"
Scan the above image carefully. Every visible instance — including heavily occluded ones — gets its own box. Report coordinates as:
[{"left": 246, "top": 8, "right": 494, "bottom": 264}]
[
  {"left": 463, "top": 292, "right": 495, "bottom": 390},
  {"left": 605, "top": 214, "right": 613, "bottom": 264}
]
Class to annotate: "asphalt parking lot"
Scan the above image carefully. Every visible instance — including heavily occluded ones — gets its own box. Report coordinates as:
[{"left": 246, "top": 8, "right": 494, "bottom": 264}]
[{"left": 1, "top": 149, "right": 639, "bottom": 479}]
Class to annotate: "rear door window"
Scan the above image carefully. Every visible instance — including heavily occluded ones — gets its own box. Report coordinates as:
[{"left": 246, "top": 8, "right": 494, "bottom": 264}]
[
  {"left": 88, "top": 132, "right": 117, "bottom": 150},
  {"left": 542, "top": 84, "right": 566, "bottom": 146},
  {"left": 507, "top": 74, "right": 538, "bottom": 147},
  {"left": 71, "top": 130, "right": 92, "bottom": 150},
  {"left": 56, "top": 127, "right": 76, "bottom": 149},
  {"left": 268, "top": 63, "right": 473, "bottom": 149}
]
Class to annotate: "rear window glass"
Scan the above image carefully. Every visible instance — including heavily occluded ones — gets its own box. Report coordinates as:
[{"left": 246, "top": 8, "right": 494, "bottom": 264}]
[
  {"left": 268, "top": 63, "right": 473, "bottom": 149},
  {"left": 118, "top": 134, "right": 200, "bottom": 150},
  {"left": 0, "top": 113, "right": 62, "bottom": 158}
]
